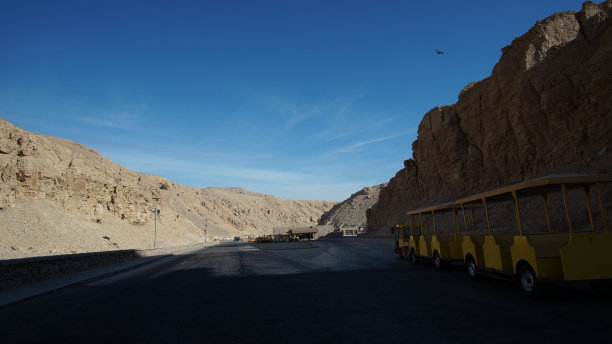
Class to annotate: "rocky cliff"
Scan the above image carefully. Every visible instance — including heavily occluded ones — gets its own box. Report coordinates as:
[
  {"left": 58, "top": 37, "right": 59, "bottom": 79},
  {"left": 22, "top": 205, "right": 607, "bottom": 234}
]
[
  {"left": 318, "top": 184, "right": 385, "bottom": 229},
  {"left": 0, "top": 118, "right": 335, "bottom": 258},
  {"left": 367, "top": 1, "right": 612, "bottom": 231}
]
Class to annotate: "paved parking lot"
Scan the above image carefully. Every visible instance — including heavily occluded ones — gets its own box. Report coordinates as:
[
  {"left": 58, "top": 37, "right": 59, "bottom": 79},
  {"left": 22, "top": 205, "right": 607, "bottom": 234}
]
[{"left": 1, "top": 238, "right": 611, "bottom": 343}]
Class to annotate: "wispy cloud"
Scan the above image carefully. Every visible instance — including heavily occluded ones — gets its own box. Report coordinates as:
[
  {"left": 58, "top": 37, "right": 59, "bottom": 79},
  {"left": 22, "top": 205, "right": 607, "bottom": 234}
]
[
  {"left": 76, "top": 111, "right": 143, "bottom": 130},
  {"left": 101, "top": 149, "right": 362, "bottom": 200},
  {"left": 256, "top": 93, "right": 363, "bottom": 133},
  {"left": 205, "top": 166, "right": 308, "bottom": 185},
  {"left": 75, "top": 131, "right": 397, "bottom": 200},
  {"left": 333, "top": 132, "right": 411, "bottom": 153},
  {"left": 106, "top": 150, "right": 311, "bottom": 185},
  {"left": 266, "top": 182, "right": 368, "bottom": 201},
  {"left": 317, "top": 115, "right": 399, "bottom": 142}
]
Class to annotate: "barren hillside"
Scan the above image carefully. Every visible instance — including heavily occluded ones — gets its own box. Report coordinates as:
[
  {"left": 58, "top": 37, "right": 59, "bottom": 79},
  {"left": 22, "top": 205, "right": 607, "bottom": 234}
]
[
  {"left": 0, "top": 118, "right": 335, "bottom": 258},
  {"left": 367, "top": 1, "right": 612, "bottom": 231},
  {"left": 318, "top": 184, "right": 385, "bottom": 229}
]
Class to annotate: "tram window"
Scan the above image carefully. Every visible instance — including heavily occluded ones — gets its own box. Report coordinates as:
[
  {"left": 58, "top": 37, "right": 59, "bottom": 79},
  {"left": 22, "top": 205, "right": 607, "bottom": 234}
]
[
  {"left": 516, "top": 194, "right": 551, "bottom": 234},
  {"left": 486, "top": 201, "right": 516, "bottom": 234}
]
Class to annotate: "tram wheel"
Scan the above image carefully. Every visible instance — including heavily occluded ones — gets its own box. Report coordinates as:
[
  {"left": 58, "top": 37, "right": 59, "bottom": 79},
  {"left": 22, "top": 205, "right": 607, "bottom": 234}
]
[
  {"left": 517, "top": 264, "right": 541, "bottom": 297},
  {"left": 433, "top": 251, "right": 442, "bottom": 270},
  {"left": 466, "top": 256, "right": 478, "bottom": 278},
  {"left": 410, "top": 248, "right": 419, "bottom": 264}
]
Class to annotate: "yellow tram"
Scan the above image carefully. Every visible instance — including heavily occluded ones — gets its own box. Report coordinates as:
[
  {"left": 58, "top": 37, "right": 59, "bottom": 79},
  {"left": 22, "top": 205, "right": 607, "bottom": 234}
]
[
  {"left": 403, "top": 203, "right": 464, "bottom": 268},
  {"left": 396, "top": 174, "right": 612, "bottom": 296},
  {"left": 457, "top": 174, "right": 612, "bottom": 295}
]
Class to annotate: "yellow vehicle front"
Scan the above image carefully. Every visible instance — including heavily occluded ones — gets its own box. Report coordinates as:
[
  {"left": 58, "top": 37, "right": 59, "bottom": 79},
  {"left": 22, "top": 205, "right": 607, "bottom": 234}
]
[{"left": 393, "top": 224, "right": 413, "bottom": 258}]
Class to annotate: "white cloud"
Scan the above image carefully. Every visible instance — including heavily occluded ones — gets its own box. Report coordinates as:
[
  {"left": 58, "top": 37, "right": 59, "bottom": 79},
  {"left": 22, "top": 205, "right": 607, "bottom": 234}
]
[
  {"left": 105, "top": 150, "right": 311, "bottom": 184},
  {"left": 255, "top": 93, "right": 363, "bottom": 133},
  {"left": 99, "top": 148, "right": 369, "bottom": 201},
  {"left": 317, "top": 115, "right": 399, "bottom": 142},
  {"left": 266, "top": 182, "right": 367, "bottom": 201},
  {"left": 333, "top": 132, "right": 411, "bottom": 153},
  {"left": 76, "top": 111, "right": 143, "bottom": 130}
]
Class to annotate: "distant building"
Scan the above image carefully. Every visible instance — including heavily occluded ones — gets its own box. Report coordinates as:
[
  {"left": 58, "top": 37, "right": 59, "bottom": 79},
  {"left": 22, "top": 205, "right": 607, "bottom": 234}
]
[
  {"left": 342, "top": 227, "right": 358, "bottom": 236},
  {"left": 287, "top": 229, "right": 318, "bottom": 240}
]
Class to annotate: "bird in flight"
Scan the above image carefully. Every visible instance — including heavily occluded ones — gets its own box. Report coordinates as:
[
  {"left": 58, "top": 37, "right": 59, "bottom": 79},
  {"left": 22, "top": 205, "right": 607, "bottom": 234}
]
[{"left": 435, "top": 49, "right": 445, "bottom": 55}]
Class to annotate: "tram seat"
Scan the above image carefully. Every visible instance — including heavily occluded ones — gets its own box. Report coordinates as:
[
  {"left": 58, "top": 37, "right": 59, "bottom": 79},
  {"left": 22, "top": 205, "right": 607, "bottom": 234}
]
[
  {"left": 483, "top": 234, "right": 515, "bottom": 271},
  {"left": 418, "top": 235, "right": 433, "bottom": 257},
  {"left": 525, "top": 233, "right": 570, "bottom": 258},
  {"left": 434, "top": 234, "right": 456, "bottom": 246},
  {"left": 432, "top": 234, "right": 463, "bottom": 260},
  {"left": 470, "top": 235, "right": 487, "bottom": 250},
  {"left": 493, "top": 234, "right": 515, "bottom": 253}
]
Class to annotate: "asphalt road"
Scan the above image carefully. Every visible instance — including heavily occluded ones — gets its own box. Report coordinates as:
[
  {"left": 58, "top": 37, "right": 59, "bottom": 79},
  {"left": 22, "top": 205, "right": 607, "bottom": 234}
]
[{"left": 1, "top": 238, "right": 611, "bottom": 343}]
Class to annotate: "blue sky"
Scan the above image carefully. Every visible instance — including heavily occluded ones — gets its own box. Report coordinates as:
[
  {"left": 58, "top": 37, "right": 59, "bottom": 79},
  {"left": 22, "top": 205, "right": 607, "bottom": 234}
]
[{"left": 0, "top": 0, "right": 589, "bottom": 201}]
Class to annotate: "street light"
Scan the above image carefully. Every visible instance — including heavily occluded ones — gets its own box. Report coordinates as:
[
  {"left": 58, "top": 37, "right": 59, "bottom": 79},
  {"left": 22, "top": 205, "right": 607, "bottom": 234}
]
[
  {"left": 193, "top": 220, "right": 208, "bottom": 243},
  {"left": 151, "top": 197, "right": 161, "bottom": 248}
]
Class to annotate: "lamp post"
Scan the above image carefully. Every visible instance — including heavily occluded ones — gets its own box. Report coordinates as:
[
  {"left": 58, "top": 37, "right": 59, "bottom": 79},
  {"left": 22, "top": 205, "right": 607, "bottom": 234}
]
[
  {"left": 152, "top": 197, "right": 161, "bottom": 248},
  {"left": 192, "top": 220, "right": 208, "bottom": 243}
]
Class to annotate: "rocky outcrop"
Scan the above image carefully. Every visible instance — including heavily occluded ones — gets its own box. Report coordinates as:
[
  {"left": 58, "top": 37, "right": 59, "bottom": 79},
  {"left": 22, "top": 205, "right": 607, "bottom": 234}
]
[
  {"left": 0, "top": 118, "right": 335, "bottom": 258},
  {"left": 367, "top": 1, "right": 612, "bottom": 231},
  {"left": 318, "top": 184, "right": 385, "bottom": 229}
]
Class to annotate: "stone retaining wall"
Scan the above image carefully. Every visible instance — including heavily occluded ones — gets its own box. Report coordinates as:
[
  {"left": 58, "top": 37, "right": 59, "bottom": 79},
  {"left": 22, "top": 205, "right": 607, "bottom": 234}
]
[{"left": 0, "top": 243, "right": 207, "bottom": 290}]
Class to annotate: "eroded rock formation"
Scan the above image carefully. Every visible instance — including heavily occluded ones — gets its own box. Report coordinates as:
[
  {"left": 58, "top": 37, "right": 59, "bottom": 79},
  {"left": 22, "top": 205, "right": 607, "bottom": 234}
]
[{"left": 367, "top": 1, "right": 612, "bottom": 231}]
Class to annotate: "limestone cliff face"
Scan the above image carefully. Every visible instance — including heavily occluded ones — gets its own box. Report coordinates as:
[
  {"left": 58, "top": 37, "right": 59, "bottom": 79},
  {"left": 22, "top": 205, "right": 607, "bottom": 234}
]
[
  {"left": 0, "top": 120, "right": 155, "bottom": 225},
  {"left": 0, "top": 119, "right": 335, "bottom": 257},
  {"left": 367, "top": 1, "right": 612, "bottom": 231}
]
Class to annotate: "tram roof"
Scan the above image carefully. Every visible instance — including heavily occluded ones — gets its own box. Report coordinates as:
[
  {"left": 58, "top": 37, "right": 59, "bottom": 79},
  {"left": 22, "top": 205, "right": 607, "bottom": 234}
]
[
  {"left": 406, "top": 202, "right": 461, "bottom": 216},
  {"left": 456, "top": 173, "right": 612, "bottom": 204}
]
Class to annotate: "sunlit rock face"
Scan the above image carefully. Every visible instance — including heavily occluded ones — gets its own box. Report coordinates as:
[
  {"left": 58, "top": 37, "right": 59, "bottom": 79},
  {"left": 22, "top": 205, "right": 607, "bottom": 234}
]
[
  {"left": 0, "top": 118, "right": 335, "bottom": 258},
  {"left": 367, "top": 1, "right": 612, "bottom": 231},
  {"left": 318, "top": 184, "right": 385, "bottom": 229}
]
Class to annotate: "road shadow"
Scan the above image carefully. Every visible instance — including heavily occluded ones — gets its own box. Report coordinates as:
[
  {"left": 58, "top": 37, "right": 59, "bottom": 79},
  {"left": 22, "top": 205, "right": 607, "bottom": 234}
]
[{"left": 2, "top": 254, "right": 612, "bottom": 344}]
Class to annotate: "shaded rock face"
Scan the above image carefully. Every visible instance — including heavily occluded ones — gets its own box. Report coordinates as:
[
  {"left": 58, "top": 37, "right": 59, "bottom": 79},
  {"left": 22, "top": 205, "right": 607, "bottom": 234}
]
[
  {"left": 367, "top": 1, "right": 612, "bottom": 231},
  {"left": 318, "top": 184, "right": 385, "bottom": 229}
]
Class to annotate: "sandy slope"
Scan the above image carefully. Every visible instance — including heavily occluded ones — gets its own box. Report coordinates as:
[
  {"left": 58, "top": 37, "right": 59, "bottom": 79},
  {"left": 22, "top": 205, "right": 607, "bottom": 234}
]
[{"left": 0, "top": 118, "right": 336, "bottom": 258}]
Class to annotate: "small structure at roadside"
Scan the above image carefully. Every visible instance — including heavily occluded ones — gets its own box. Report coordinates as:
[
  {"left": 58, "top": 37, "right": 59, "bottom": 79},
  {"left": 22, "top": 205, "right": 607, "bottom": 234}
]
[
  {"left": 287, "top": 229, "right": 318, "bottom": 240},
  {"left": 342, "top": 227, "right": 358, "bottom": 236}
]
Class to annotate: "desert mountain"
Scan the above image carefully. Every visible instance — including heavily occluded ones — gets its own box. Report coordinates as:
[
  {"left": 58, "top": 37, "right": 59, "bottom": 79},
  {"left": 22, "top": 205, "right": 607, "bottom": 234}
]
[
  {"left": 318, "top": 184, "right": 385, "bottom": 229},
  {"left": 367, "top": 1, "right": 612, "bottom": 231},
  {"left": 0, "top": 118, "right": 335, "bottom": 258}
]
